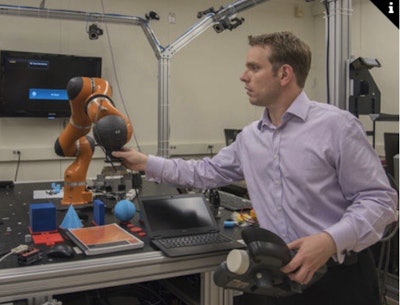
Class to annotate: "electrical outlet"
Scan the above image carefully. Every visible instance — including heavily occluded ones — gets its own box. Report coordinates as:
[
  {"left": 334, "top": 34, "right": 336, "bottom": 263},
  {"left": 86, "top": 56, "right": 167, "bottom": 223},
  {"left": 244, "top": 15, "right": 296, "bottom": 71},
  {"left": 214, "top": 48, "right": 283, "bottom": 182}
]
[
  {"left": 13, "top": 150, "right": 20, "bottom": 155},
  {"left": 168, "top": 12, "right": 176, "bottom": 24}
]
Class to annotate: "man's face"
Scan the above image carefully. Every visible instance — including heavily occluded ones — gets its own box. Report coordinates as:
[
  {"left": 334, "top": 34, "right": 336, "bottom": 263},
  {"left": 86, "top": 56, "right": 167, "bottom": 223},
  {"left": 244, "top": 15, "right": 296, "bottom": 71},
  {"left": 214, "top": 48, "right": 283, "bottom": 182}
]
[{"left": 240, "top": 45, "right": 281, "bottom": 107}]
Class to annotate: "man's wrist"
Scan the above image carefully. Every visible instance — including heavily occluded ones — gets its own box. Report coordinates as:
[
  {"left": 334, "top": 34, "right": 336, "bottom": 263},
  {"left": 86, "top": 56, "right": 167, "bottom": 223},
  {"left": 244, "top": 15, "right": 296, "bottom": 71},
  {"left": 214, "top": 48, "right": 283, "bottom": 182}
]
[{"left": 321, "top": 231, "right": 337, "bottom": 257}]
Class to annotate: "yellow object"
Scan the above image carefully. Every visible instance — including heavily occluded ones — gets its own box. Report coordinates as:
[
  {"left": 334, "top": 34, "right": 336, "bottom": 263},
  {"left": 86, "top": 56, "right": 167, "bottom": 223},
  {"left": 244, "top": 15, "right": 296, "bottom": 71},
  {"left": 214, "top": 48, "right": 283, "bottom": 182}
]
[{"left": 250, "top": 208, "right": 257, "bottom": 220}]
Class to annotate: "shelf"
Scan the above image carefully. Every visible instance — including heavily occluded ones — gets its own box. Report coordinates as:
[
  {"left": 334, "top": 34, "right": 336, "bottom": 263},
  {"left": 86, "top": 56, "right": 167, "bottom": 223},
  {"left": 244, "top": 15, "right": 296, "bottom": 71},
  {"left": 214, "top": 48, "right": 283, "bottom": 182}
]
[{"left": 160, "top": 275, "right": 201, "bottom": 305}]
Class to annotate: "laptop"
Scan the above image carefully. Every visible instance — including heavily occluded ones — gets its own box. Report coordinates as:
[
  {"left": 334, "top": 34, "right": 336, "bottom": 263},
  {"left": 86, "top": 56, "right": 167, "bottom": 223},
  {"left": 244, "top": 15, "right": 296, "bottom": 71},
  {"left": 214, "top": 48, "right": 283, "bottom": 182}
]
[{"left": 139, "top": 193, "right": 245, "bottom": 257}]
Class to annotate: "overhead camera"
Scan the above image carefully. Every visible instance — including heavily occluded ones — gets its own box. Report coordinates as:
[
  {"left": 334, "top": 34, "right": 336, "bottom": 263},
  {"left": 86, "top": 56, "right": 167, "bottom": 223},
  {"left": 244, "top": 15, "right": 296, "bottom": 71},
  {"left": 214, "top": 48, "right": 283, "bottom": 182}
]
[
  {"left": 88, "top": 23, "right": 103, "bottom": 40},
  {"left": 145, "top": 11, "right": 160, "bottom": 21},
  {"left": 213, "top": 17, "right": 244, "bottom": 33}
]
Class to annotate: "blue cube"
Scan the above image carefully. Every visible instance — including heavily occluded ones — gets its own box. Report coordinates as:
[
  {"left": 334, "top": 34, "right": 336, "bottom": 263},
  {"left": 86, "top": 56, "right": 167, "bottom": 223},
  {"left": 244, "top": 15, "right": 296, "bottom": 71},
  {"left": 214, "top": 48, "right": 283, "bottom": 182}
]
[{"left": 29, "top": 203, "right": 57, "bottom": 232}]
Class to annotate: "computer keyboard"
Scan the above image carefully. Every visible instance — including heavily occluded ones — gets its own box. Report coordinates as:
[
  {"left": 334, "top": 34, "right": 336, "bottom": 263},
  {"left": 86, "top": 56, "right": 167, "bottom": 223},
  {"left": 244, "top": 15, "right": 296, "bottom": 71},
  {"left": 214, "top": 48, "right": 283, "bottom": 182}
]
[
  {"left": 218, "top": 191, "right": 252, "bottom": 211},
  {"left": 159, "top": 233, "right": 230, "bottom": 248}
]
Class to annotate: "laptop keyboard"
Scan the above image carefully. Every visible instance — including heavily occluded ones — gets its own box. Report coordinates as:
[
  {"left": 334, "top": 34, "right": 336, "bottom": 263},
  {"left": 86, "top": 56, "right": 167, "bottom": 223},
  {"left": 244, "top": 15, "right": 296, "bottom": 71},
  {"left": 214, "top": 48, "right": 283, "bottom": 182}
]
[
  {"left": 218, "top": 191, "right": 252, "bottom": 211},
  {"left": 158, "top": 233, "right": 231, "bottom": 249}
]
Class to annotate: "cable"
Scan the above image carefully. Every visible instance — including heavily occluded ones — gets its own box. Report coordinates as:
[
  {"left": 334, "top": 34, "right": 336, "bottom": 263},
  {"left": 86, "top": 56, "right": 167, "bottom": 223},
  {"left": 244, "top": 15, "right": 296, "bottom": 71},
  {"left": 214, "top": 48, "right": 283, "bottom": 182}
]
[
  {"left": 0, "top": 251, "right": 13, "bottom": 263},
  {"left": 14, "top": 150, "right": 21, "bottom": 182},
  {"left": 0, "top": 244, "right": 29, "bottom": 263},
  {"left": 96, "top": 282, "right": 169, "bottom": 305},
  {"left": 380, "top": 220, "right": 399, "bottom": 242},
  {"left": 377, "top": 239, "right": 391, "bottom": 305},
  {"left": 377, "top": 217, "right": 398, "bottom": 305},
  {"left": 99, "top": 0, "right": 143, "bottom": 153}
]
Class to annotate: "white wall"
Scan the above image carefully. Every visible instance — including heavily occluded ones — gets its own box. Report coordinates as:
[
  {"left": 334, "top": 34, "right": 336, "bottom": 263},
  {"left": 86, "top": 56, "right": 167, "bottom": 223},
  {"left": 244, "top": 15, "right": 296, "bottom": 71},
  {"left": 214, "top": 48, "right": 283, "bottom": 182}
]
[{"left": 0, "top": 0, "right": 397, "bottom": 182}]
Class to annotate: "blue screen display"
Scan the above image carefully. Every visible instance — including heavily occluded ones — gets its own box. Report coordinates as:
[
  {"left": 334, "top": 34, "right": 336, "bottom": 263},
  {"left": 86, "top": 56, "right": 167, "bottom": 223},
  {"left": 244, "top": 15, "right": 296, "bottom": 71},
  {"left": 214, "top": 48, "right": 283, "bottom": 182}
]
[
  {"left": 0, "top": 50, "right": 102, "bottom": 117},
  {"left": 29, "top": 88, "right": 68, "bottom": 101}
]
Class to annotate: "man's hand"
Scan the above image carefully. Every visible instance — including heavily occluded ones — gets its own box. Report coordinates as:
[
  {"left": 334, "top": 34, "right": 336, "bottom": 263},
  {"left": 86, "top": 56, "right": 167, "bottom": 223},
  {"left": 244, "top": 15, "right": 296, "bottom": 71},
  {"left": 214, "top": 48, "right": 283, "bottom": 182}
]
[
  {"left": 280, "top": 232, "right": 336, "bottom": 285},
  {"left": 112, "top": 148, "right": 148, "bottom": 172}
]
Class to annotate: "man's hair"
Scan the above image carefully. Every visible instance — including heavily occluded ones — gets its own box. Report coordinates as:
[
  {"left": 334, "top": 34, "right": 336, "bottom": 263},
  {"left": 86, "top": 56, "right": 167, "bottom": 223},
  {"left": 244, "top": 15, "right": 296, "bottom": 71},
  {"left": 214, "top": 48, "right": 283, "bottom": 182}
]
[{"left": 248, "top": 31, "right": 311, "bottom": 88}]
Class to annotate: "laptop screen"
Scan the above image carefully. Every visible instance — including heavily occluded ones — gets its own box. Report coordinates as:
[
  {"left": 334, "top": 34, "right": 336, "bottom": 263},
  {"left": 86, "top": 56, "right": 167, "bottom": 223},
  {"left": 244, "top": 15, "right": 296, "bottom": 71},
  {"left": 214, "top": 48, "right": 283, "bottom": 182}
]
[{"left": 139, "top": 194, "right": 218, "bottom": 238}]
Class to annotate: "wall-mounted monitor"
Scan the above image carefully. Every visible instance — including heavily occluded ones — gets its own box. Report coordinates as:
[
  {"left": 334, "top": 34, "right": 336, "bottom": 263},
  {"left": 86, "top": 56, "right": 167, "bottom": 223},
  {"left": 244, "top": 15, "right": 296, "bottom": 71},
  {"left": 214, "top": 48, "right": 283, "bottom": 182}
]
[{"left": 0, "top": 50, "right": 102, "bottom": 118}]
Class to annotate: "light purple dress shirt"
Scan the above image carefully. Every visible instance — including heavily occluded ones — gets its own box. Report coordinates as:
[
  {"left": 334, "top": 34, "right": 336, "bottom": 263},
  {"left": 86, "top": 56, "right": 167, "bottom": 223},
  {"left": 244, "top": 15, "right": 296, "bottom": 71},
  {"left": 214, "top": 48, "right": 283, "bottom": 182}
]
[{"left": 146, "top": 91, "right": 397, "bottom": 262}]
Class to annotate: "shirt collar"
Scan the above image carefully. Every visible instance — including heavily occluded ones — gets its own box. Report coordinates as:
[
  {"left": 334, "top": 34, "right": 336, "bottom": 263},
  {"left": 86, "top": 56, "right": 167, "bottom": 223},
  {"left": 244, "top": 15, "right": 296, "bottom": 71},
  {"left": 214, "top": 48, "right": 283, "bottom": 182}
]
[
  {"left": 257, "top": 91, "right": 311, "bottom": 130},
  {"left": 285, "top": 91, "right": 311, "bottom": 121}
]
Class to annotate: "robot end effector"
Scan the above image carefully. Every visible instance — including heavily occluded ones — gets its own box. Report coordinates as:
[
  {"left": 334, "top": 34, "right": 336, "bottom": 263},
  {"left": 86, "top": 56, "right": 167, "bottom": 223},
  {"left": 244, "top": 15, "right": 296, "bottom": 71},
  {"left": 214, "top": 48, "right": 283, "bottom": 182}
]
[{"left": 55, "top": 77, "right": 133, "bottom": 205}]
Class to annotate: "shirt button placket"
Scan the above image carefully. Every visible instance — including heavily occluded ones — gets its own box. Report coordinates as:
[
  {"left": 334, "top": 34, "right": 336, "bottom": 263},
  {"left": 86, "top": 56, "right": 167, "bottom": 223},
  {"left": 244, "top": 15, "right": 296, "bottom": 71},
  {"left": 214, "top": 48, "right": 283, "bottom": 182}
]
[{"left": 272, "top": 129, "right": 285, "bottom": 236}]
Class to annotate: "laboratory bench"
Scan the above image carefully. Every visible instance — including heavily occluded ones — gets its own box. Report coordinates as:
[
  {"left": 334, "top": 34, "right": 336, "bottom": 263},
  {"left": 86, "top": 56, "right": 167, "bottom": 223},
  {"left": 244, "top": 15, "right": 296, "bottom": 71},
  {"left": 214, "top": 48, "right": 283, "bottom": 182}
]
[{"left": 0, "top": 180, "right": 243, "bottom": 305}]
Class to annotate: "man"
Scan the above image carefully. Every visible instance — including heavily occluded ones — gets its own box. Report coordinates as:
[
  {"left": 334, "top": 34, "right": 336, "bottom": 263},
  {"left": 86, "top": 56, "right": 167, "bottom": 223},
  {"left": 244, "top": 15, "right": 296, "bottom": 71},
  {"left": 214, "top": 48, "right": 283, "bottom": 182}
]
[{"left": 113, "top": 32, "right": 397, "bottom": 305}]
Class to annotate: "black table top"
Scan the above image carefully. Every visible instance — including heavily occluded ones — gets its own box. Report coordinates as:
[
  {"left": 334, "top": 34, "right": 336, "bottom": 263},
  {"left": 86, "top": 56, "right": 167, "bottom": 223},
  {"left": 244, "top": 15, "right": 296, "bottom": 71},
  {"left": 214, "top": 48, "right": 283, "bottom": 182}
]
[{"left": 0, "top": 180, "right": 243, "bottom": 269}]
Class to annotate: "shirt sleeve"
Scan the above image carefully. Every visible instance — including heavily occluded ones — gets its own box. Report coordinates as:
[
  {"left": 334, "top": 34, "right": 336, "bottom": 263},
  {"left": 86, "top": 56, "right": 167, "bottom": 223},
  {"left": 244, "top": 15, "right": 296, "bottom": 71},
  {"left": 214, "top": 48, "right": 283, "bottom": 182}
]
[
  {"left": 324, "top": 115, "right": 398, "bottom": 262},
  {"left": 145, "top": 142, "right": 245, "bottom": 189}
]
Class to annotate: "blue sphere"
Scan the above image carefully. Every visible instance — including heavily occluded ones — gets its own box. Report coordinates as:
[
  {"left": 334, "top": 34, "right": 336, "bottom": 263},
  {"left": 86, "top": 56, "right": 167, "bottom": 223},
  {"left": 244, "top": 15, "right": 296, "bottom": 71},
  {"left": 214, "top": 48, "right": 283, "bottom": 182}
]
[{"left": 114, "top": 200, "right": 136, "bottom": 222}]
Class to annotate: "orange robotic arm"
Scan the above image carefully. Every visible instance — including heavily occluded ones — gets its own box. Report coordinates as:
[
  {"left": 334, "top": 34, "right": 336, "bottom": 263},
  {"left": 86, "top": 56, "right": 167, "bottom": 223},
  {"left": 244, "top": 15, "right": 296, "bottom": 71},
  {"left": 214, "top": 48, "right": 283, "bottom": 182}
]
[{"left": 55, "top": 77, "right": 133, "bottom": 205}]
